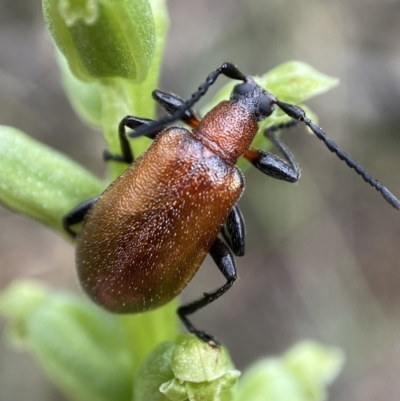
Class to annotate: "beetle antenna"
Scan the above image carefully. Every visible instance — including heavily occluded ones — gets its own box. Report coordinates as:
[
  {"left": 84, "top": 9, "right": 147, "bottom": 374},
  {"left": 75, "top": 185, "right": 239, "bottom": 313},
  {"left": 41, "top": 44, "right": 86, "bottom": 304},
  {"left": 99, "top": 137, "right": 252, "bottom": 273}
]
[
  {"left": 131, "top": 63, "right": 246, "bottom": 139},
  {"left": 275, "top": 100, "right": 400, "bottom": 210}
]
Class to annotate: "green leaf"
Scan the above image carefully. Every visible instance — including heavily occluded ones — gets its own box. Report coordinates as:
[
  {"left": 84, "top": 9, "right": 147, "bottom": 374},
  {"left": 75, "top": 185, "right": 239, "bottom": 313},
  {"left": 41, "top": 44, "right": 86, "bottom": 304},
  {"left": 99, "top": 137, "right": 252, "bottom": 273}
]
[
  {"left": 263, "top": 61, "right": 339, "bottom": 104},
  {"left": 0, "top": 281, "right": 135, "bottom": 401},
  {"left": 43, "top": 0, "right": 155, "bottom": 82},
  {"left": 0, "top": 126, "right": 104, "bottom": 233}
]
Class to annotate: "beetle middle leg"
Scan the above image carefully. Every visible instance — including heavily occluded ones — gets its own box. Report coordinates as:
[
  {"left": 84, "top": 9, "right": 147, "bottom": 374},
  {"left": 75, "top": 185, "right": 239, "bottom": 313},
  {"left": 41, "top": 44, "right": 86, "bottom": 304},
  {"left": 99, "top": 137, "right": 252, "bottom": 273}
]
[
  {"left": 243, "top": 120, "right": 301, "bottom": 182},
  {"left": 104, "top": 116, "right": 165, "bottom": 164},
  {"left": 106, "top": 92, "right": 201, "bottom": 164},
  {"left": 178, "top": 237, "right": 237, "bottom": 344}
]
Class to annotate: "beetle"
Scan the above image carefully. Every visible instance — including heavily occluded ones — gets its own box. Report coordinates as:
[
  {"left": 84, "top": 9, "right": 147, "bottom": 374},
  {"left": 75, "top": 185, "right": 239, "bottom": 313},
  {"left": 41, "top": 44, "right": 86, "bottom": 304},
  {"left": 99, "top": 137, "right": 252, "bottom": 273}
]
[{"left": 63, "top": 62, "right": 400, "bottom": 343}]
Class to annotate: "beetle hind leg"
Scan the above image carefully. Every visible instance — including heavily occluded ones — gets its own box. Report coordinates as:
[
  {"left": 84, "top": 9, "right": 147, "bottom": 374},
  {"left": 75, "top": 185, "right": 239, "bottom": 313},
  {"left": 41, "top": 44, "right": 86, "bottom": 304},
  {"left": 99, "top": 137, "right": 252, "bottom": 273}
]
[
  {"left": 177, "top": 237, "right": 237, "bottom": 344},
  {"left": 63, "top": 196, "right": 99, "bottom": 237}
]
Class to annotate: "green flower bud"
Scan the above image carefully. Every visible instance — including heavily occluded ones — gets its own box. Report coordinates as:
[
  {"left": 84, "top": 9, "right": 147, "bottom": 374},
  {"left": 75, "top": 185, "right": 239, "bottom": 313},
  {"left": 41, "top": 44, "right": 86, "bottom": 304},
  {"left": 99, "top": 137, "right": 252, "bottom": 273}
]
[
  {"left": 42, "top": 0, "right": 155, "bottom": 82},
  {"left": 135, "top": 335, "right": 240, "bottom": 401},
  {"left": 283, "top": 341, "right": 345, "bottom": 396},
  {"left": 235, "top": 341, "right": 344, "bottom": 401}
]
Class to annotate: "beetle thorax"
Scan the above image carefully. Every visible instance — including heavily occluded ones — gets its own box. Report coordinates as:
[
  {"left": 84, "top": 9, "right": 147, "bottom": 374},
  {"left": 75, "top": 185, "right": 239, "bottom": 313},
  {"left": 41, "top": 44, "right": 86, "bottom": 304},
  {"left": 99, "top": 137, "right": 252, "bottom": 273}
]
[{"left": 193, "top": 101, "right": 259, "bottom": 165}]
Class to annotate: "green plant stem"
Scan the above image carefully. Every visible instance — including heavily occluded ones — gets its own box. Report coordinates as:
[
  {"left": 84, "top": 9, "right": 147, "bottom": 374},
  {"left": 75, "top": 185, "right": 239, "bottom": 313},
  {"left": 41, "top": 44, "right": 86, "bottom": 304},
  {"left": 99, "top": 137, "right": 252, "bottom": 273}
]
[{"left": 117, "top": 301, "right": 178, "bottom": 376}]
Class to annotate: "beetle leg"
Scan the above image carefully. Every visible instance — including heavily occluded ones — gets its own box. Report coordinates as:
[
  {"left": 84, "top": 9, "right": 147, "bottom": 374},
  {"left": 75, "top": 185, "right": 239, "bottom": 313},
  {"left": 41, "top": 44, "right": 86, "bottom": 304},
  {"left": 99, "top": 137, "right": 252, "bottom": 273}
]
[
  {"left": 177, "top": 237, "right": 237, "bottom": 344},
  {"left": 63, "top": 197, "right": 99, "bottom": 238},
  {"left": 243, "top": 121, "right": 300, "bottom": 182},
  {"left": 152, "top": 89, "right": 201, "bottom": 129},
  {"left": 104, "top": 116, "right": 164, "bottom": 164},
  {"left": 221, "top": 204, "right": 245, "bottom": 256}
]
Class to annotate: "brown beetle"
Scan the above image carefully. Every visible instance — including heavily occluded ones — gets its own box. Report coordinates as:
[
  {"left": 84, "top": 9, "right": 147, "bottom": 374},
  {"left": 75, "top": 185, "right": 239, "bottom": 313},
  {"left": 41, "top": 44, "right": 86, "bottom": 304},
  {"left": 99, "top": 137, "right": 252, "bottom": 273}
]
[{"left": 64, "top": 63, "right": 400, "bottom": 343}]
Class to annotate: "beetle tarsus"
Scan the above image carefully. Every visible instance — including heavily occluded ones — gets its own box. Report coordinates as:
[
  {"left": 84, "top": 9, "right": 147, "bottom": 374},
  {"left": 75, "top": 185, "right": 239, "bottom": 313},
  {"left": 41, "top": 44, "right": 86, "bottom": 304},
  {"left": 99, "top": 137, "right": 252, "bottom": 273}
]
[
  {"left": 194, "top": 331, "right": 221, "bottom": 346},
  {"left": 177, "top": 237, "right": 237, "bottom": 343},
  {"left": 103, "top": 150, "right": 128, "bottom": 163}
]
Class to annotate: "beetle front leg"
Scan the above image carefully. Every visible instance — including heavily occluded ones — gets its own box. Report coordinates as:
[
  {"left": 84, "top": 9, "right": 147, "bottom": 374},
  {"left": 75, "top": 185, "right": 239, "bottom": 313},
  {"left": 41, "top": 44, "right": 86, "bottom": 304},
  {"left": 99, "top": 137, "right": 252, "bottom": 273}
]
[
  {"left": 243, "top": 122, "right": 300, "bottom": 182},
  {"left": 104, "top": 116, "right": 164, "bottom": 164},
  {"left": 63, "top": 197, "right": 99, "bottom": 238},
  {"left": 221, "top": 204, "right": 245, "bottom": 256},
  {"left": 178, "top": 237, "right": 237, "bottom": 344}
]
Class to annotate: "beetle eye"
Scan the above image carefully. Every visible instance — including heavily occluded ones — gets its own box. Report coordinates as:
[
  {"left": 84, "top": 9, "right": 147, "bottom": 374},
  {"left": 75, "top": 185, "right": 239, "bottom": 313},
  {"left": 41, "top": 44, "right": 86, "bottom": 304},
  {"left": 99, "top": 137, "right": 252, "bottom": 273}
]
[
  {"left": 258, "top": 95, "right": 274, "bottom": 117},
  {"left": 233, "top": 82, "right": 254, "bottom": 96}
]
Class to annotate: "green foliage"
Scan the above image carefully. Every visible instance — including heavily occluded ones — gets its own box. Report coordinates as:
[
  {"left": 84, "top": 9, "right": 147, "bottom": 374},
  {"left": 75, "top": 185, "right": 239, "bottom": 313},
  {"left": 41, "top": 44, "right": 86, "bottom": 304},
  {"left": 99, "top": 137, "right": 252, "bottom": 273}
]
[{"left": 0, "top": 0, "right": 343, "bottom": 400}]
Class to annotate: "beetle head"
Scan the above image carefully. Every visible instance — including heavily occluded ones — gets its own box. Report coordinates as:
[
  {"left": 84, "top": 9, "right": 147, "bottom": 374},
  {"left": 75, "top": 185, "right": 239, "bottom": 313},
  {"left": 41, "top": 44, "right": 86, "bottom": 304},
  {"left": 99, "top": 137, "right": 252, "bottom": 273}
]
[{"left": 230, "top": 77, "right": 276, "bottom": 122}]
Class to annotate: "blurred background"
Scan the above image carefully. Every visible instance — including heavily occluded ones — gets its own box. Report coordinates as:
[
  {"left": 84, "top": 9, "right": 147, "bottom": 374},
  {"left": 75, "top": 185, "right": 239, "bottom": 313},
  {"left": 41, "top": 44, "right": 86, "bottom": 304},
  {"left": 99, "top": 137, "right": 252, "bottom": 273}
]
[{"left": 1, "top": 0, "right": 400, "bottom": 400}]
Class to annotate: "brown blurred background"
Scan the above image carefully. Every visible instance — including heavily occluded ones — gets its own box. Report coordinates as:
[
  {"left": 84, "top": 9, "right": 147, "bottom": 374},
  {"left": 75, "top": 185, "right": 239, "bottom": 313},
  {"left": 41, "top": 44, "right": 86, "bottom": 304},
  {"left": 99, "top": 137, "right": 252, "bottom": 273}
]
[{"left": 1, "top": 0, "right": 400, "bottom": 400}]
